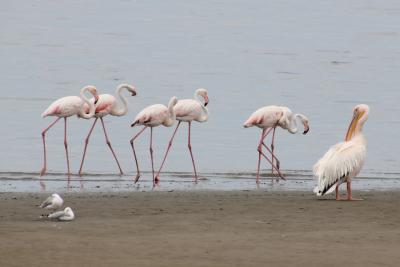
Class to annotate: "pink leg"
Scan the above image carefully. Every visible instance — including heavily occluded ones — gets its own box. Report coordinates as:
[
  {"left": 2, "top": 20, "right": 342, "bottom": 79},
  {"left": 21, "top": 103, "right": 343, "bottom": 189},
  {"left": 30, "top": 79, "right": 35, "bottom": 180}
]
[
  {"left": 346, "top": 181, "right": 363, "bottom": 201},
  {"left": 258, "top": 149, "right": 286, "bottom": 180},
  {"left": 63, "top": 118, "right": 71, "bottom": 178},
  {"left": 78, "top": 118, "right": 98, "bottom": 176},
  {"left": 100, "top": 118, "right": 123, "bottom": 175},
  {"left": 256, "top": 128, "right": 268, "bottom": 183},
  {"left": 40, "top": 117, "right": 61, "bottom": 176},
  {"left": 271, "top": 127, "right": 279, "bottom": 173},
  {"left": 155, "top": 121, "right": 181, "bottom": 181},
  {"left": 335, "top": 184, "right": 341, "bottom": 200},
  {"left": 149, "top": 127, "right": 155, "bottom": 186},
  {"left": 187, "top": 121, "right": 198, "bottom": 183},
  {"left": 130, "top": 126, "right": 147, "bottom": 183}
]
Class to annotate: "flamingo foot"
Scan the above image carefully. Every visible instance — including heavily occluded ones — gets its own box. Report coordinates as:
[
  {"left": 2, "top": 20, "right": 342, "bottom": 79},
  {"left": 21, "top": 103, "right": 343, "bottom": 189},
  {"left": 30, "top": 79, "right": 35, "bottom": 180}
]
[
  {"left": 134, "top": 173, "right": 141, "bottom": 183},
  {"left": 40, "top": 167, "right": 46, "bottom": 176}
]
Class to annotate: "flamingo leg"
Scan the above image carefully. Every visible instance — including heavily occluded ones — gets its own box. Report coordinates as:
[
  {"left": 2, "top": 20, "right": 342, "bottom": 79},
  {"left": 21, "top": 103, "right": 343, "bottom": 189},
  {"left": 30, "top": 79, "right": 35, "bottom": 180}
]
[
  {"left": 256, "top": 128, "right": 268, "bottom": 183},
  {"left": 149, "top": 127, "right": 155, "bottom": 186},
  {"left": 346, "top": 181, "right": 363, "bottom": 201},
  {"left": 271, "top": 127, "right": 278, "bottom": 173},
  {"left": 100, "top": 118, "right": 123, "bottom": 175},
  {"left": 155, "top": 121, "right": 181, "bottom": 181},
  {"left": 130, "top": 126, "right": 147, "bottom": 183},
  {"left": 187, "top": 121, "right": 198, "bottom": 183},
  {"left": 40, "top": 117, "right": 61, "bottom": 176},
  {"left": 78, "top": 118, "right": 98, "bottom": 176},
  {"left": 63, "top": 118, "right": 71, "bottom": 177}
]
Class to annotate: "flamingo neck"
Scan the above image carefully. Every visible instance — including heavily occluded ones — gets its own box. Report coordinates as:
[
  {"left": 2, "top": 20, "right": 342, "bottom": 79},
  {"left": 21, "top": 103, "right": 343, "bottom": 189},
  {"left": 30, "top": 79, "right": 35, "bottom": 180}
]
[
  {"left": 110, "top": 85, "right": 129, "bottom": 116},
  {"left": 194, "top": 91, "right": 209, "bottom": 121},
  {"left": 78, "top": 86, "right": 95, "bottom": 119}
]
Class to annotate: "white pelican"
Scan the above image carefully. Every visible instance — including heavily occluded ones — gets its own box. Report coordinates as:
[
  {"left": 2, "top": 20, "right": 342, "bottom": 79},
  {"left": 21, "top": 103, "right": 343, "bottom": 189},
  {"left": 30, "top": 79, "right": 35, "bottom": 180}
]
[
  {"left": 48, "top": 207, "right": 75, "bottom": 221},
  {"left": 313, "top": 104, "right": 369, "bottom": 200},
  {"left": 39, "top": 193, "right": 64, "bottom": 211}
]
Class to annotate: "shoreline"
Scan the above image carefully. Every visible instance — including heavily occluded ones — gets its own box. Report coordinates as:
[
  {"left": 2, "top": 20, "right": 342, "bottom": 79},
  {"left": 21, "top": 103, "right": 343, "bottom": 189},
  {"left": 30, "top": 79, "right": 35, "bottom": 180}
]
[{"left": 1, "top": 190, "right": 400, "bottom": 266}]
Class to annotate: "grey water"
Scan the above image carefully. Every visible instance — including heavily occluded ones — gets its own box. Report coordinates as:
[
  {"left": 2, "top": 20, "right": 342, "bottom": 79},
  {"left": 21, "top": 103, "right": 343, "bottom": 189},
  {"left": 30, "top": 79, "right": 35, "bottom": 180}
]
[{"left": 1, "top": 1, "right": 400, "bottom": 192}]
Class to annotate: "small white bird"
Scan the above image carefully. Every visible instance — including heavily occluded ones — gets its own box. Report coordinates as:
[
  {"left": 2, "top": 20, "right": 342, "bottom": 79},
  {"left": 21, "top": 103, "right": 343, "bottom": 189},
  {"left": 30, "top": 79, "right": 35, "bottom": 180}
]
[
  {"left": 39, "top": 193, "right": 64, "bottom": 210},
  {"left": 48, "top": 207, "right": 75, "bottom": 221}
]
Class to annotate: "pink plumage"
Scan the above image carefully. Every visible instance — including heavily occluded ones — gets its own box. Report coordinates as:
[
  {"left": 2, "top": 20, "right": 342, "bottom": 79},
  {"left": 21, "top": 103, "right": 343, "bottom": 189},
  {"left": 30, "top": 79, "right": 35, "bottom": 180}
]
[{"left": 40, "top": 86, "right": 99, "bottom": 177}]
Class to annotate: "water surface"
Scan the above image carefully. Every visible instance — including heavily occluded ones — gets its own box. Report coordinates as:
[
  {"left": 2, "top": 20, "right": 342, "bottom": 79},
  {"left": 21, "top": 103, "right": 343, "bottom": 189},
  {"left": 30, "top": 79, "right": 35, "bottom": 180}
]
[{"left": 1, "top": 1, "right": 400, "bottom": 189}]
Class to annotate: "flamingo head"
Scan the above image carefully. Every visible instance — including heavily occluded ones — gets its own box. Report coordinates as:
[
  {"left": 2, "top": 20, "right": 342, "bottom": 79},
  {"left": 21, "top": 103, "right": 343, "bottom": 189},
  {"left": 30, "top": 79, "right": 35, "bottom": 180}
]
[
  {"left": 87, "top": 86, "right": 100, "bottom": 104},
  {"left": 196, "top": 88, "right": 209, "bottom": 106},
  {"left": 126, "top": 84, "right": 137, "bottom": 96}
]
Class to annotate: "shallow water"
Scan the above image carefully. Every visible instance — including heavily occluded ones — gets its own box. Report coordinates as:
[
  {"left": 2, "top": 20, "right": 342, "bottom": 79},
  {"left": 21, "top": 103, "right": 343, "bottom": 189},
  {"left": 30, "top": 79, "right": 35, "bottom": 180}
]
[{"left": 1, "top": 1, "right": 400, "bottom": 190}]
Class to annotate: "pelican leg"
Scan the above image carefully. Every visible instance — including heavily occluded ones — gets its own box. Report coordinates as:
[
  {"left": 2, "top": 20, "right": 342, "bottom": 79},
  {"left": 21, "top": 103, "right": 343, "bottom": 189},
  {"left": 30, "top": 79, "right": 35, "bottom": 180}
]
[
  {"left": 335, "top": 184, "right": 341, "bottom": 200},
  {"left": 40, "top": 117, "right": 61, "bottom": 176},
  {"left": 347, "top": 181, "right": 363, "bottom": 201},
  {"left": 129, "top": 126, "right": 147, "bottom": 183},
  {"left": 78, "top": 118, "right": 98, "bottom": 176}
]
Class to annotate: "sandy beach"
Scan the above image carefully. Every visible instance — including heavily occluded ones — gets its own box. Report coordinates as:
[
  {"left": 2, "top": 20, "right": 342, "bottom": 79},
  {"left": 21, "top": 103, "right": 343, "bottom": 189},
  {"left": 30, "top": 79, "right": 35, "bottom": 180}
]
[{"left": 1, "top": 190, "right": 399, "bottom": 266}]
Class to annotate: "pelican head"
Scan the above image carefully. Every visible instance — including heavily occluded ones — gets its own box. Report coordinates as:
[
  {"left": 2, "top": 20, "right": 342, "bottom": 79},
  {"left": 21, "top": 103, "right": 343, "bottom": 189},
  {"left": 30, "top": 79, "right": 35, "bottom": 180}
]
[{"left": 345, "top": 104, "right": 369, "bottom": 141}]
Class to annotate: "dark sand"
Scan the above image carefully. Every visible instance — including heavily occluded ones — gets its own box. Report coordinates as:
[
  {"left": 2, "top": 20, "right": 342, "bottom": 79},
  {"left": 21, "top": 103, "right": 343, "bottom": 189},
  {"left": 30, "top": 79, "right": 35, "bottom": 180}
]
[{"left": 1, "top": 190, "right": 400, "bottom": 267}]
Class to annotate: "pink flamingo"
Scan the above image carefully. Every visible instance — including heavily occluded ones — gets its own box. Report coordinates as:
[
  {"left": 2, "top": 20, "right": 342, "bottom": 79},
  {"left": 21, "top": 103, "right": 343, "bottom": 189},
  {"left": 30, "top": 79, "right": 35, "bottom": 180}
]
[
  {"left": 155, "top": 88, "right": 209, "bottom": 182},
  {"left": 78, "top": 84, "right": 137, "bottom": 176},
  {"left": 40, "top": 85, "right": 99, "bottom": 177},
  {"left": 243, "top": 105, "right": 310, "bottom": 183},
  {"left": 130, "top": 96, "right": 178, "bottom": 185}
]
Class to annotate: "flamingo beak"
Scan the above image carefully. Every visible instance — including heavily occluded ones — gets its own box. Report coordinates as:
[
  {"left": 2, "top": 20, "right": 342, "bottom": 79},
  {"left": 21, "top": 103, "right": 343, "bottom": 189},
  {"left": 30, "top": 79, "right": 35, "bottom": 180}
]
[
  {"left": 131, "top": 90, "right": 137, "bottom": 96},
  {"left": 94, "top": 95, "right": 99, "bottom": 104},
  {"left": 303, "top": 125, "right": 310, "bottom": 135},
  {"left": 204, "top": 96, "right": 209, "bottom": 106}
]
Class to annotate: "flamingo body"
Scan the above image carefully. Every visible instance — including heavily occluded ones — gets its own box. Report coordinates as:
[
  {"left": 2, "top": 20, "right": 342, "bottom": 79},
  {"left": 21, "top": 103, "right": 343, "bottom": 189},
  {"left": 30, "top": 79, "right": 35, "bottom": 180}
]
[
  {"left": 130, "top": 96, "right": 178, "bottom": 184},
  {"left": 244, "top": 105, "right": 309, "bottom": 182},
  {"left": 42, "top": 96, "right": 87, "bottom": 118},
  {"left": 40, "top": 86, "right": 99, "bottom": 177},
  {"left": 156, "top": 88, "right": 209, "bottom": 182},
  {"left": 133, "top": 104, "right": 175, "bottom": 127},
  {"left": 78, "top": 84, "right": 137, "bottom": 176}
]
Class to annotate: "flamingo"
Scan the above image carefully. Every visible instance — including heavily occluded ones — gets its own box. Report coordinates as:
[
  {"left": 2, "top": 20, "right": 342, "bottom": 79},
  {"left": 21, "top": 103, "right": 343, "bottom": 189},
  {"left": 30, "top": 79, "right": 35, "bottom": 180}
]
[
  {"left": 313, "top": 104, "right": 369, "bottom": 201},
  {"left": 130, "top": 96, "right": 178, "bottom": 185},
  {"left": 78, "top": 84, "right": 137, "bottom": 176},
  {"left": 243, "top": 105, "right": 310, "bottom": 183},
  {"left": 155, "top": 88, "right": 209, "bottom": 182},
  {"left": 40, "top": 85, "right": 99, "bottom": 177}
]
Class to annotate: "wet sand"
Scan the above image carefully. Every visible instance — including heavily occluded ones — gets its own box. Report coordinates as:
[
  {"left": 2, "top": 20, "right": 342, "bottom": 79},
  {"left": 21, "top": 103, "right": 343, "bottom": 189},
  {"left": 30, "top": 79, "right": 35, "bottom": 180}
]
[{"left": 1, "top": 190, "right": 400, "bottom": 267}]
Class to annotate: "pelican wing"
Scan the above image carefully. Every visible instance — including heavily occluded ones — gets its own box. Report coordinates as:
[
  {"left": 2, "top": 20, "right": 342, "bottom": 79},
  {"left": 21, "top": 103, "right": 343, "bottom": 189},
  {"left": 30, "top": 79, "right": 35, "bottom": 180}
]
[{"left": 313, "top": 138, "right": 366, "bottom": 196}]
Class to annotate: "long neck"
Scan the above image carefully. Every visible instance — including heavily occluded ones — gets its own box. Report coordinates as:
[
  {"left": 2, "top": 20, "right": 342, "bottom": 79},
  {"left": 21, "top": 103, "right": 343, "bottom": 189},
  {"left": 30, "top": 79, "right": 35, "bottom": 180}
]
[
  {"left": 286, "top": 114, "right": 298, "bottom": 134},
  {"left": 79, "top": 87, "right": 95, "bottom": 119},
  {"left": 194, "top": 92, "right": 209, "bottom": 120},
  {"left": 110, "top": 85, "right": 129, "bottom": 116},
  {"left": 163, "top": 100, "right": 177, "bottom": 126}
]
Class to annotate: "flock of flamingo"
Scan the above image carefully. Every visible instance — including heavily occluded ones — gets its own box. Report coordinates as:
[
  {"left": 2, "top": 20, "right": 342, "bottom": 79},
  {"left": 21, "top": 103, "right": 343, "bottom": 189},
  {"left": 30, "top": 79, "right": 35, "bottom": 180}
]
[{"left": 40, "top": 84, "right": 369, "bottom": 201}]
